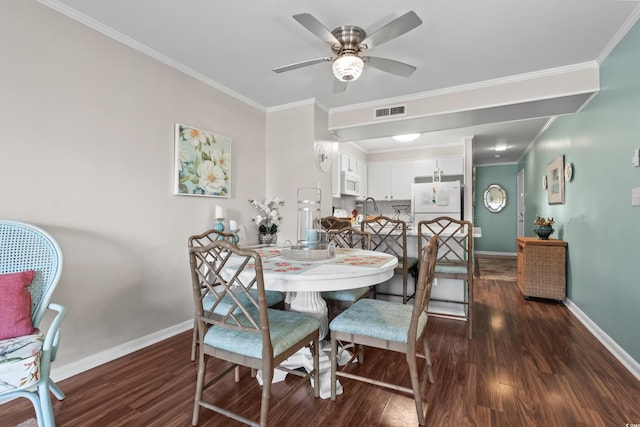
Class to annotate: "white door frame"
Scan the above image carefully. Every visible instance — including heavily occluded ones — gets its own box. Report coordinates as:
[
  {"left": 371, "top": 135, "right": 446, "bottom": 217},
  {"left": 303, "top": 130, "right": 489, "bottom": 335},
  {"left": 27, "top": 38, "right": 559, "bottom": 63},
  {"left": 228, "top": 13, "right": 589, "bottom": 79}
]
[{"left": 517, "top": 168, "right": 525, "bottom": 236}]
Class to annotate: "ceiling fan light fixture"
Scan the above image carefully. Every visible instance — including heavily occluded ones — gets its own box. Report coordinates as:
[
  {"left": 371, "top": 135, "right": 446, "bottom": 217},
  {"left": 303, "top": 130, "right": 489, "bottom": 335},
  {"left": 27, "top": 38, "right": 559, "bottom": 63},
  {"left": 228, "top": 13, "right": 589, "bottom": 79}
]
[
  {"left": 392, "top": 133, "right": 421, "bottom": 142},
  {"left": 332, "top": 54, "right": 364, "bottom": 82}
]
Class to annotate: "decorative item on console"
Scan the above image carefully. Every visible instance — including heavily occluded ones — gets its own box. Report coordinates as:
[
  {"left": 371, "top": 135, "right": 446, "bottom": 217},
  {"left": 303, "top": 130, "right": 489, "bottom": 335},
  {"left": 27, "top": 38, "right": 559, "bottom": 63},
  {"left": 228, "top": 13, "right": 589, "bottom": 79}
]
[
  {"left": 533, "top": 215, "right": 555, "bottom": 240},
  {"left": 249, "top": 197, "right": 284, "bottom": 244}
]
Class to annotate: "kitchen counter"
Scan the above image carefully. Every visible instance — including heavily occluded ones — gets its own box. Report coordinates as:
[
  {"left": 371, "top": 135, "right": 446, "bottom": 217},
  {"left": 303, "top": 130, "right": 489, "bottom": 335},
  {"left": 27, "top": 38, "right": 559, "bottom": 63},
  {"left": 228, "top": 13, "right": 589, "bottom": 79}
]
[{"left": 352, "top": 223, "right": 482, "bottom": 238}]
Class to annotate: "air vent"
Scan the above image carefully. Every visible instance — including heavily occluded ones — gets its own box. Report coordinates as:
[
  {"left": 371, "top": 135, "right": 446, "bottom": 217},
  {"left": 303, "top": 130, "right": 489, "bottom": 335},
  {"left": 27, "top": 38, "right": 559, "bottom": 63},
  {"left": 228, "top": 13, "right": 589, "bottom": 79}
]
[{"left": 374, "top": 104, "right": 406, "bottom": 119}]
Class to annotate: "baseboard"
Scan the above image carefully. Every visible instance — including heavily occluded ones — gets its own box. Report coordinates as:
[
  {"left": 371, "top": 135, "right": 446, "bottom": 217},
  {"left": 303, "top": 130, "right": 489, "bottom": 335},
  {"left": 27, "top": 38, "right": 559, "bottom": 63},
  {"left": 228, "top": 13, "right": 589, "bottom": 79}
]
[
  {"left": 51, "top": 320, "right": 192, "bottom": 382},
  {"left": 475, "top": 250, "right": 517, "bottom": 257},
  {"left": 564, "top": 298, "right": 640, "bottom": 382}
]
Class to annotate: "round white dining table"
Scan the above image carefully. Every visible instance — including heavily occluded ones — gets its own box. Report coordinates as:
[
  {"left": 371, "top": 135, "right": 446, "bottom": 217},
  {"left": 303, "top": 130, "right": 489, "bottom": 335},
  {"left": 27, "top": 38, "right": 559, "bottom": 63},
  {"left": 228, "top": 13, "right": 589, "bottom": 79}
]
[
  {"left": 230, "top": 245, "right": 398, "bottom": 399},
  {"left": 241, "top": 246, "right": 398, "bottom": 338}
]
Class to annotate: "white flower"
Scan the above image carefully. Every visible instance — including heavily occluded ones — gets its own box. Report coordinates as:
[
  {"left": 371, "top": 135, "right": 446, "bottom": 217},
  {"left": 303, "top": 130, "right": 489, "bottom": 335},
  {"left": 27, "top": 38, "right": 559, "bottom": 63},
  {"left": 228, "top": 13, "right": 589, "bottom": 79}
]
[
  {"left": 249, "top": 197, "right": 284, "bottom": 232},
  {"left": 197, "top": 161, "right": 225, "bottom": 193},
  {"left": 210, "top": 148, "right": 231, "bottom": 172},
  {"left": 182, "top": 127, "right": 209, "bottom": 147}
]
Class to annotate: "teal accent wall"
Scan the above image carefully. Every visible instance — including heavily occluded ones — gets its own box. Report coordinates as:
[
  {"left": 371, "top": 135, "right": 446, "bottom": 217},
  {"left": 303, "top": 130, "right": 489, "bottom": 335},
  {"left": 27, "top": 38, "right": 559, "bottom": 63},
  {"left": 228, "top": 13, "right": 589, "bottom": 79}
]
[
  {"left": 519, "top": 20, "right": 640, "bottom": 364},
  {"left": 474, "top": 164, "right": 518, "bottom": 253}
]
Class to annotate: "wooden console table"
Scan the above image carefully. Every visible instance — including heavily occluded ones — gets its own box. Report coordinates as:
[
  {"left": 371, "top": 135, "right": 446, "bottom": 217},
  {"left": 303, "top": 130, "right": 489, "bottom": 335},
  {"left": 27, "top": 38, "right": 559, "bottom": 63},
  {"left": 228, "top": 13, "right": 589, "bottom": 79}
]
[{"left": 516, "top": 237, "right": 567, "bottom": 300}]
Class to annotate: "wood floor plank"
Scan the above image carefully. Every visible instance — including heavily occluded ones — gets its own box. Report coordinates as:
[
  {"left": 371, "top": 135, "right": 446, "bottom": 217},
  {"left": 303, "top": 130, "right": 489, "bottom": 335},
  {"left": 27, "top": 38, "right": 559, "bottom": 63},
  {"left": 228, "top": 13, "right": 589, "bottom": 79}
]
[{"left": 2, "top": 256, "right": 640, "bottom": 426}]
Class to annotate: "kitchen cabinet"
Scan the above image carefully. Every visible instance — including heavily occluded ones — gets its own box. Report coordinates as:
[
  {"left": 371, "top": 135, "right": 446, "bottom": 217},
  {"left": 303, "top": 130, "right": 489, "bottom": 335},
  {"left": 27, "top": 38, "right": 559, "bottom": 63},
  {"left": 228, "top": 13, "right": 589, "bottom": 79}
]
[
  {"left": 414, "top": 156, "right": 464, "bottom": 178},
  {"left": 340, "top": 152, "right": 363, "bottom": 175},
  {"left": 334, "top": 150, "right": 366, "bottom": 197},
  {"left": 517, "top": 237, "right": 567, "bottom": 300},
  {"left": 367, "top": 161, "right": 413, "bottom": 200},
  {"left": 367, "top": 162, "right": 389, "bottom": 199}
]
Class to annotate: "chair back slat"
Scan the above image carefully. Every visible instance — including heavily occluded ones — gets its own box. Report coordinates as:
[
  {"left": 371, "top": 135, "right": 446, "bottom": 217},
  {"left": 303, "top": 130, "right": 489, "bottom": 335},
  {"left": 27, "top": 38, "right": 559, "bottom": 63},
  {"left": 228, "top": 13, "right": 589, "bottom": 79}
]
[
  {"left": 413, "top": 236, "right": 438, "bottom": 315},
  {"left": 361, "top": 216, "right": 407, "bottom": 261},
  {"left": 188, "top": 239, "right": 270, "bottom": 346},
  {"left": 417, "top": 216, "right": 472, "bottom": 267},
  {"left": 320, "top": 216, "right": 352, "bottom": 231},
  {"left": 0, "top": 220, "right": 64, "bottom": 327},
  {"left": 327, "top": 227, "right": 371, "bottom": 249}
]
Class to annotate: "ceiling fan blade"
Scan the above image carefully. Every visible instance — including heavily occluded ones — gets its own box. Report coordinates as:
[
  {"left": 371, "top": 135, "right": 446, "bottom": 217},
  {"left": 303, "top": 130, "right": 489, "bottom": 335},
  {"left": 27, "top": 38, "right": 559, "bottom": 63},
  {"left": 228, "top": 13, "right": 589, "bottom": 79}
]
[
  {"left": 364, "top": 56, "right": 416, "bottom": 77},
  {"left": 293, "top": 13, "right": 342, "bottom": 46},
  {"left": 273, "top": 57, "right": 332, "bottom": 73},
  {"left": 361, "top": 11, "right": 422, "bottom": 49},
  {"left": 333, "top": 79, "right": 348, "bottom": 93}
]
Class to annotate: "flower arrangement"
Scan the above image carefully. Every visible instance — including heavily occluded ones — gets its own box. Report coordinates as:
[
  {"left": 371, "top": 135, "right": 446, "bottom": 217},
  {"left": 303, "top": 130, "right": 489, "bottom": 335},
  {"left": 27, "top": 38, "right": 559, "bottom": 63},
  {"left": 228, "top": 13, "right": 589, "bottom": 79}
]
[
  {"left": 249, "top": 197, "right": 284, "bottom": 234},
  {"left": 534, "top": 215, "right": 554, "bottom": 226}
]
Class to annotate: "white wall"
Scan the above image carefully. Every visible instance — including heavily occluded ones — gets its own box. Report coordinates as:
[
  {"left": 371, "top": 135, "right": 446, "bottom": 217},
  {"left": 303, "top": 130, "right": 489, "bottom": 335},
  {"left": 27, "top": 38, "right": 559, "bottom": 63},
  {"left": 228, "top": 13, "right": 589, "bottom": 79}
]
[
  {"left": 266, "top": 103, "right": 333, "bottom": 243},
  {"left": 0, "top": 1, "right": 267, "bottom": 366}
]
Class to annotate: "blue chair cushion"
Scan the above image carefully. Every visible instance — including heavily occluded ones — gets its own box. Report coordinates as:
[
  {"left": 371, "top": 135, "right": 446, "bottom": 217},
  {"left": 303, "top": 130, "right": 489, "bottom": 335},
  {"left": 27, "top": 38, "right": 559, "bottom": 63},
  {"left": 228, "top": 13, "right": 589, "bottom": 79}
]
[
  {"left": 321, "top": 287, "right": 369, "bottom": 303},
  {"left": 203, "top": 308, "right": 319, "bottom": 359},
  {"left": 434, "top": 264, "right": 468, "bottom": 275},
  {"left": 329, "top": 299, "right": 427, "bottom": 343},
  {"left": 202, "top": 289, "right": 284, "bottom": 315}
]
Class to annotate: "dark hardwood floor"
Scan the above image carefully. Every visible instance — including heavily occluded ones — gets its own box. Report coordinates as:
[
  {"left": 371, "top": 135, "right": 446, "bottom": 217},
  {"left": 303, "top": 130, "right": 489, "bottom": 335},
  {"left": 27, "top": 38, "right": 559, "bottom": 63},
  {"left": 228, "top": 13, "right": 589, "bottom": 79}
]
[{"left": 3, "top": 257, "right": 640, "bottom": 426}]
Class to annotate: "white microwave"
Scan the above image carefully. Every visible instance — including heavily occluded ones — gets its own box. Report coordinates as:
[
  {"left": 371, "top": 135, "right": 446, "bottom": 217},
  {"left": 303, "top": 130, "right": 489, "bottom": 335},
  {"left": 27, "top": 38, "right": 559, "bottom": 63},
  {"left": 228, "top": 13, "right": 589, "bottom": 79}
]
[{"left": 340, "top": 171, "right": 361, "bottom": 196}]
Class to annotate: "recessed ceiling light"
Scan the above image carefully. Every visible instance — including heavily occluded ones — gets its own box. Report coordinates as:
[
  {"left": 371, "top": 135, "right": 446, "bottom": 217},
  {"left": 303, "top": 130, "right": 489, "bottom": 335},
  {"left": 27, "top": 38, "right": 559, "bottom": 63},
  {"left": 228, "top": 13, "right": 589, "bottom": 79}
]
[
  {"left": 392, "top": 133, "right": 421, "bottom": 142},
  {"left": 494, "top": 143, "right": 508, "bottom": 151}
]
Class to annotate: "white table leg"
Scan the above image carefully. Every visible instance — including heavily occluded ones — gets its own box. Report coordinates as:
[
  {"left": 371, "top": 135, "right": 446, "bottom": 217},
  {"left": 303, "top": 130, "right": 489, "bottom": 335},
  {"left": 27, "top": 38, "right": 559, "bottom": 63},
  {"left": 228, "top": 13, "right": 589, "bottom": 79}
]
[{"left": 286, "top": 291, "right": 329, "bottom": 339}]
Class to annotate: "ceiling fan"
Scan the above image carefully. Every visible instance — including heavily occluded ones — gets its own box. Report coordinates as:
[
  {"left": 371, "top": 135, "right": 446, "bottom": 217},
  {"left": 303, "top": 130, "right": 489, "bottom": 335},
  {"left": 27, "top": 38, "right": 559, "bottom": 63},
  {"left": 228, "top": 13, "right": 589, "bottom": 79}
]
[{"left": 273, "top": 11, "right": 422, "bottom": 92}]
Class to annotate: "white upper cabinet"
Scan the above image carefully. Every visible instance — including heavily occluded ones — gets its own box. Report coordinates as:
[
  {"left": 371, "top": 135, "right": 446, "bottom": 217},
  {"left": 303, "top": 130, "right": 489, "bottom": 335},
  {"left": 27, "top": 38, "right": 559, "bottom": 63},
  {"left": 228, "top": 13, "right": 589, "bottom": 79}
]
[
  {"left": 340, "top": 153, "right": 359, "bottom": 175},
  {"left": 389, "top": 161, "right": 414, "bottom": 200},
  {"left": 367, "top": 163, "right": 389, "bottom": 200},
  {"left": 414, "top": 156, "right": 463, "bottom": 178},
  {"left": 368, "top": 161, "right": 413, "bottom": 200}
]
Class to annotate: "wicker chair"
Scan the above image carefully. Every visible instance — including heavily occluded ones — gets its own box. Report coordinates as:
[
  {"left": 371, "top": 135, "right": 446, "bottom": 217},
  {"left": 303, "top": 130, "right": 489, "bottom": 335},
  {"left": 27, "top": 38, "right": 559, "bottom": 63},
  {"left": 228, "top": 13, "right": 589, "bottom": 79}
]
[
  {"left": 330, "top": 236, "right": 438, "bottom": 426},
  {"left": 188, "top": 228, "right": 285, "bottom": 361},
  {"left": 417, "top": 216, "right": 474, "bottom": 339},
  {"left": 189, "top": 239, "right": 320, "bottom": 427},
  {"left": 0, "top": 220, "right": 66, "bottom": 427},
  {"left": 361, "top": 216, "right": 418, "bottom": 303}
]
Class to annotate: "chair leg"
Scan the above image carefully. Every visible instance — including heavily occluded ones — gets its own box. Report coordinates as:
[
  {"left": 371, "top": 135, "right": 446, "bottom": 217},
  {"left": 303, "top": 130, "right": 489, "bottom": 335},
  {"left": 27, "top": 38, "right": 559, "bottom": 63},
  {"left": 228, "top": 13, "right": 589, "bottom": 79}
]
[
  {"left": 38, "top": 381, "right": 55, "bottom": 427},
  {"left": 330, "top": 337, "right": 338, "bottom": 400},
  {"left": 49, "top": 380, "right": 65, "bottom": 400},
  {"left": 467, "top": 277, "right": 474, "bottom": 339},
  {"left": 313, "top": 336, "right": 320, "bottom": 398},
  {"left": 422, "top": 339, "right": 434, "bottom": 384},
  {"left": 406, "top": 353, "right": 426, "bottom": 426},
  {"left": 259, "top": 368, "right": 273, "bottom": 427},
  {"left": 191, "top": 319, "right": 198, "bottom": 361},
  {"left": 192, "top": 354, "right": 207, "bottom": 426}
]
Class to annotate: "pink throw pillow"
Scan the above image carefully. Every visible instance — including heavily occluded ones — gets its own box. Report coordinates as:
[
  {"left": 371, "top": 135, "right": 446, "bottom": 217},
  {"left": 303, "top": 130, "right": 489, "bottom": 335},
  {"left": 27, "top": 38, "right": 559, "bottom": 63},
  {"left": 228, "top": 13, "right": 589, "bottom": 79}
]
[{"left": 0, "top": 270, "right": 37, "bottom": 339}]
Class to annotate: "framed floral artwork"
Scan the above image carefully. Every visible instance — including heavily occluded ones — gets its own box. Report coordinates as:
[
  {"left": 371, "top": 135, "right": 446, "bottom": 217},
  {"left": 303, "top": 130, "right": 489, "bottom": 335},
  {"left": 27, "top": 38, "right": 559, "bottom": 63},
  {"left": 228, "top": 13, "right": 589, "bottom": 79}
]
[
  {"left": 546, "top": 155, "right": 565, "bottom": 204},
  {"left": 174, "top": 123, "right": 231, "bottom": 198}
]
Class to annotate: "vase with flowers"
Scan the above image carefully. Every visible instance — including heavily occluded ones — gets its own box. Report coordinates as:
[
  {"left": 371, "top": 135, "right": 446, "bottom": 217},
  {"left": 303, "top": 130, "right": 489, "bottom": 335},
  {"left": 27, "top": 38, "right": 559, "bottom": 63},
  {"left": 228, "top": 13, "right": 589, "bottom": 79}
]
[
  {"left": 249, "top": 197, "right": 284, "bottom": 245},
  {"left": 533, "top": 215, "right": 555, "bottom": 240}
]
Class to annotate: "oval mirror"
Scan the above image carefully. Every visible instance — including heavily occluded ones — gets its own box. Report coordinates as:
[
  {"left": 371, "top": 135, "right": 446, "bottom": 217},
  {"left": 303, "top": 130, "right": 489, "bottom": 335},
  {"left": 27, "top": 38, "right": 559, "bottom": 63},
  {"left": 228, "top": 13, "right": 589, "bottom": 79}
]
[{"left": 483, "top": 184, "right": 507, "bottom": 213}]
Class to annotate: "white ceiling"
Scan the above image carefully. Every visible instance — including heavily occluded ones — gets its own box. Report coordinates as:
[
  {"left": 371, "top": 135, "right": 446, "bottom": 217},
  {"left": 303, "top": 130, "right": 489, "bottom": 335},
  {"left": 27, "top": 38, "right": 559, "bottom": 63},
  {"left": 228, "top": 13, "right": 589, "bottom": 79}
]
[{"left": 40, "top": 0, "right": 640, "bottom": 165}]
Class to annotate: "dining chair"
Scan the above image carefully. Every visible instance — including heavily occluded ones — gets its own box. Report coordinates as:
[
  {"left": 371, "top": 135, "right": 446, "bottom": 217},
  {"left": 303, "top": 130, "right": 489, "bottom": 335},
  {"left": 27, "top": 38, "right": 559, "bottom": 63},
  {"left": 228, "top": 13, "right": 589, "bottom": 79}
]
[
  {"left": 320, "top": 216, "right": 352, "bottom": 231},
  {"left": 322, "top": 227, "right": 372, "bottom": 320},
  {"left": 188, "top": 239, "right": 320, "bottom": 427},
  {"left": 417, "top": 216, "right": 474, "bottom": 339},
  {"left": 0, "top": 220, "right": 67, "bottom": 427},
  {"left": 361, "top": 216, "right": 418, "bottom": 304},
  {"left": 188, "top": 228, "right": 285, "bottom": 361},
  {"left": 330, "top": 236, "right": 439, "bottom": 426}
]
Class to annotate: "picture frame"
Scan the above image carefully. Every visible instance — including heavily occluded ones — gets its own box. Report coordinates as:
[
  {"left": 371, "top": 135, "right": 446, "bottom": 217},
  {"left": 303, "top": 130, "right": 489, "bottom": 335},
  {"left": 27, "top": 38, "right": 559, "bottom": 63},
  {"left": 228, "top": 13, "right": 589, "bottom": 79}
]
[
  {"left": 174, "top": 123, "right": 231, "bottom": 198},
  {"left": 546, "top": 155, "right": 565, "bottom": 204}
]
